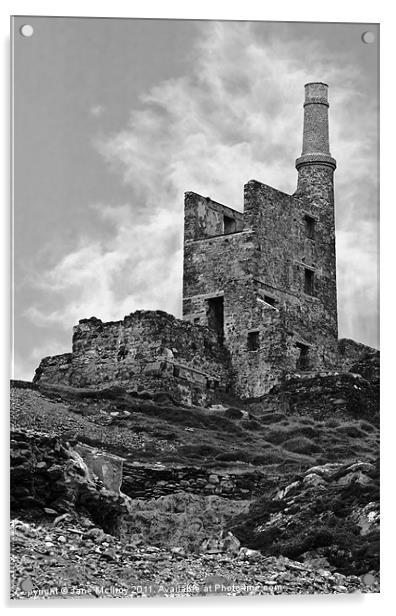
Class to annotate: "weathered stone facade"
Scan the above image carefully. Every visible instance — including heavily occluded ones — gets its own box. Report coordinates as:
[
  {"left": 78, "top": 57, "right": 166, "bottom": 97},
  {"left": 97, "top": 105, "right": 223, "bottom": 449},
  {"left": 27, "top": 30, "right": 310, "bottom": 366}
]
[
  {"left": 183, "top": 82, "right": 340, "bottom": 397},
  {"left": 34, "top": 311, "right": 232, "bottom": 406}
]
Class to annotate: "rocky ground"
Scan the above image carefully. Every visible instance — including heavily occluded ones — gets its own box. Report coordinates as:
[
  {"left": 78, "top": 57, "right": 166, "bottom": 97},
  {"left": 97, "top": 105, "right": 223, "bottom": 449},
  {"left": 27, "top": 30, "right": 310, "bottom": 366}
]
[
  {"left": 11, "top": 517, "right": 378, "bottom": 599},
  {"left": 9, "top": 355, "right": 380, "bottom": 599}
]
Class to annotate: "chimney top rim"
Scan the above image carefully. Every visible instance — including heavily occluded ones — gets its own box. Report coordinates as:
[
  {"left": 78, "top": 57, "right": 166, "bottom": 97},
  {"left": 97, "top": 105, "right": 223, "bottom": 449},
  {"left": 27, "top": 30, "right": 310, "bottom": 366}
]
[{"left": 304, "top": 81, "right": 329, "bottom": 88}]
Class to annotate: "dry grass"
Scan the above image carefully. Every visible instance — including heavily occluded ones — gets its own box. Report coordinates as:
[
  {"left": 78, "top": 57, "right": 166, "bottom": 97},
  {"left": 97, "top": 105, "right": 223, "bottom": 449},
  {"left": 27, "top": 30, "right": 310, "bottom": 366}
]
[{"left": 10, "top": 382, "right": 379, "bottom": 474}]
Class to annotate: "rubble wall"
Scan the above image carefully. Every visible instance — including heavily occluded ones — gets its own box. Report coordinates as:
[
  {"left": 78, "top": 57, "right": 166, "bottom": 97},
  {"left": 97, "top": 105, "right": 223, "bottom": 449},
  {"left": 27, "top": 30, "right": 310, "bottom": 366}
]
[{"left": 33, "top": 311, "right": 232, "bottom": 406}]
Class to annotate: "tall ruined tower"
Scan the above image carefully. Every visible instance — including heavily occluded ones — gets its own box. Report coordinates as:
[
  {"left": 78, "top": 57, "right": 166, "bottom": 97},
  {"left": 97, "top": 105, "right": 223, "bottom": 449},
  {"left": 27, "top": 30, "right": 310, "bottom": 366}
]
[{"left": 183, "top": 83, "right": 338, "bottom": 398}]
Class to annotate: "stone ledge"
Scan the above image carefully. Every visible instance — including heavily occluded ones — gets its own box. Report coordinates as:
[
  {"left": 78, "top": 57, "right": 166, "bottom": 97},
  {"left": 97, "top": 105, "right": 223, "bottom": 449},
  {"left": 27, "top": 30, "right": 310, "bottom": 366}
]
[{"left": 295, "top": 154, "right": 336, "bottom": 170}]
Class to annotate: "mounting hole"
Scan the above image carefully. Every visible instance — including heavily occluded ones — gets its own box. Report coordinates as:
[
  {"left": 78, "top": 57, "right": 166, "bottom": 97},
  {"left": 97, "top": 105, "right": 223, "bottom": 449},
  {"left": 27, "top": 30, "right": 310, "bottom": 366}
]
[
  {"left": 20, "top": 24, "right": 34, "bottom": 38},
  {"left": 361, "top": 31, "right": 375, "bottom": 44}
]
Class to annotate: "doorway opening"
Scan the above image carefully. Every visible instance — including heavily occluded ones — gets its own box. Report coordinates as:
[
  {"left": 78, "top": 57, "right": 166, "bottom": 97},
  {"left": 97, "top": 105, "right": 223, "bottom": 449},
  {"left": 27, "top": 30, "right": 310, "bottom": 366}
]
[
  {"left": 224, "top": 215, "right": 236, "bottom": 234},
  {"left": 296, "top": 342, "right": 310, "bottom": 370},
  {"left": 206, "top": 296, "right": 224, "bottom": 344},
  {"left": 247, "top": 330, "right": 260, "bottom": 351}
]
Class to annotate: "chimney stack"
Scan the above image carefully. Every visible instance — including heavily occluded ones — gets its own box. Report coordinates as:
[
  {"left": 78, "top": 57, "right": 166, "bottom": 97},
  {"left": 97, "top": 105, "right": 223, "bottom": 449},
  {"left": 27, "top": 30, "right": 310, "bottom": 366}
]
[{"left": 295, "top": 82, "right": 336, "bottom": 172}]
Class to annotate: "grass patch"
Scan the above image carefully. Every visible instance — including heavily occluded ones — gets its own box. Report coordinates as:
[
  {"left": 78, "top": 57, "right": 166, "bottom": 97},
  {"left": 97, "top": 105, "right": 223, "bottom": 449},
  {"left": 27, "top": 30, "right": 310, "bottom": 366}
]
[
  {"left": 12, "top": 383, "right": 379, "bottom": 472},
  {"left": 178, "top": 443, "right": 225, "bottom": 459},
  {"left": 335, "top": 424, "right": 365, "bottom": 438},
  {"left": 214, "top": 450, "right": 253, "bottom": 463},
  {"left": 252, "top": 450, "right": 291, "bottom": 465},
  {"left": 325, "top": 418, "right": 341, "bottom": 428},
  {"left": 358, "top": 420, "right": 377, "bottom": 433},
  {"left": 282, "top": 436, "right": 322, "bottom": 455},
  {"left": 256, "top": 412, "right": 288, "bottom": 424}
]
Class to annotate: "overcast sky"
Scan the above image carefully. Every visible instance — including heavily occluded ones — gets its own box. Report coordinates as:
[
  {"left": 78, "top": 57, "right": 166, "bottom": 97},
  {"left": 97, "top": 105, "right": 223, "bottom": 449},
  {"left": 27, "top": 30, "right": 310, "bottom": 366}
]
[{"left": 12, "top": 17, "right": 379, "bottom": 380}]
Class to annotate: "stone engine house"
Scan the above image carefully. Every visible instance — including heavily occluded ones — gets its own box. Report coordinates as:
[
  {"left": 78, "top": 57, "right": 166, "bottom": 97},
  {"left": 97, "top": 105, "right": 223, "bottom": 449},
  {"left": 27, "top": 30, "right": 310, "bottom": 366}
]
[
  {"left": 183, "top": 82, "right": 338, "bottom": 396},
  {"left": 34, "top": 83, "right": 370, "bottom": 405}
]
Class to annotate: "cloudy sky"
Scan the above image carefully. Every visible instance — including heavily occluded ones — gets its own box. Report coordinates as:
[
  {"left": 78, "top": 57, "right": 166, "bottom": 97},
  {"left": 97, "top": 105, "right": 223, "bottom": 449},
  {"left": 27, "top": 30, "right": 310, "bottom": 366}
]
[{"left": 12, "top": 17, "right": 379, "bottom": 380}]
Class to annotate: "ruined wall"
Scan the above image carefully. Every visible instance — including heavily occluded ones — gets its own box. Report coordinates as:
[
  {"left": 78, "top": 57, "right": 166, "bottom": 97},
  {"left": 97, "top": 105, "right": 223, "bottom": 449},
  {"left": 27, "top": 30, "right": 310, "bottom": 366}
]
[
  {"left": 183, "top": 179, "right": 339, "bottom": 398},
  {"left": 335, "top": 338, "right": 380, "bottom": 388},
  {"left": 337, "top": 338, "right": 378, "bottom": 370},
  {"left": 121, "top": 463, "right": 265, "bottom": 500},
  {"left": 184, "top": 192, "right": 244, "bottom": 241},
  {"left": 250, "top": 367, "right": 379, "bottom": 424},
  {"left": 10, "top": 429, "right": 269, "bottom": 513},
  {"left": 34, "top": 311, "right": 232, "bottom": 407},
  {"left": 183, "top": 192, "right": 284, "bottom": 397},
  {"left": 245, "top": 178, "right": 338, "bottom": 367}
]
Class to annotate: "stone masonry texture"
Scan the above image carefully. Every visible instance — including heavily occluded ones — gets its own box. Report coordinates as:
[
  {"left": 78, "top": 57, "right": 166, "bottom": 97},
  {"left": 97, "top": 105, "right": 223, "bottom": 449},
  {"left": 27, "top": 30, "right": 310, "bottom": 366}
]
[{"left": 34, "top": 311, "right": 232, "bottom": 407}]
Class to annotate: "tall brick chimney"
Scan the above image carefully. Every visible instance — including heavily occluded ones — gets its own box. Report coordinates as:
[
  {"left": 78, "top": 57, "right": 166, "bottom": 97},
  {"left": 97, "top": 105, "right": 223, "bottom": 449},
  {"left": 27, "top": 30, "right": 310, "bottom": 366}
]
[
  {"left": 295, "top": 82, "right": 336, "bottom": 172},
  {"left": 295, "top": 82, "right": 336, "bottom": 196}
]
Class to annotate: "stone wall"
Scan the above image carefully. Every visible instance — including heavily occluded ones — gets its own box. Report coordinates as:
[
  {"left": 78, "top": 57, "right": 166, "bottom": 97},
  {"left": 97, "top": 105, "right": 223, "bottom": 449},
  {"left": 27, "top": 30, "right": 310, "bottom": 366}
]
[
  {"left": 183, "top": 179, "right": 339, "bottom": 398},
  {"left": 121, "top": 463, "right": 265, "bottom": 500},
  {"left": 184, "top": 192, "right": 244, "bottom": 241},
  {"left": 337, "top": 338, "right": 379, "bottom": 371},
  {"left": 34, "top": 310, "right": 232, "bottom": 407},
  {"left": 249, "top": 360, "right": 380, "bottom": 424},
  {"left": 245, "top": 178, "right": 338, "bottom": 368},
  {"left": 10, "top": 429, "right": 266, "bottom": 530}
]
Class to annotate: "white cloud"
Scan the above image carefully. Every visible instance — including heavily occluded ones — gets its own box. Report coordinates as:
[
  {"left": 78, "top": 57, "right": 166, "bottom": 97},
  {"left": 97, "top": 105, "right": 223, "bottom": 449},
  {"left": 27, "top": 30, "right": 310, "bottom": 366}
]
[
  {"left": 13, "top": 339, "right": 70, "bottom": 381},
  {"left": 24, "top": 203, "right": 182, "bottom": 328},
  {"left": 89, "top": 104, "right": 105, "bottom": 118},
  {"left": 26, "top": 21, "right": 378, "bottom": 348},
  {"left": 337, "top": 223, "right": 379, "bottom": 347}
]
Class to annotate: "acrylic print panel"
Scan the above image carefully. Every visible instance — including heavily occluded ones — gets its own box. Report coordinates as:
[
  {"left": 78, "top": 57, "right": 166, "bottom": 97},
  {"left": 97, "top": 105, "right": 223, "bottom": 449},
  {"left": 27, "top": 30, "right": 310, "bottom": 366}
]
[{"left": 11, "top": 16, "right": 379, "bottom": 599}]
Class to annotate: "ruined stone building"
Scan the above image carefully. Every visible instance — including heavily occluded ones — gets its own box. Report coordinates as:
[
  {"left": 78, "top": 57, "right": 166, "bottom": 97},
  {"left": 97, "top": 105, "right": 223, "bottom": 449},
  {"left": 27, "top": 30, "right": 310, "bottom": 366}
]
[
  {"left": 183, "top": 82, "right": 338, "bottom": 396},
  {"left": 34, "top": 83, "right": 373, "bottom": 405}
]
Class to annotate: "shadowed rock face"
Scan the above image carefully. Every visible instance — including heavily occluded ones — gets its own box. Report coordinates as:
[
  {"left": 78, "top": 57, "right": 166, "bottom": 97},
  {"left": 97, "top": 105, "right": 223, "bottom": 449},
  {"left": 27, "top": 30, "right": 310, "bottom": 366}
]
[
  {"left": 227, "top": 459, "right": 380, "bottom": 576},
  {"left": 10, "top": 430, "right": 131, "bottom": 536}
]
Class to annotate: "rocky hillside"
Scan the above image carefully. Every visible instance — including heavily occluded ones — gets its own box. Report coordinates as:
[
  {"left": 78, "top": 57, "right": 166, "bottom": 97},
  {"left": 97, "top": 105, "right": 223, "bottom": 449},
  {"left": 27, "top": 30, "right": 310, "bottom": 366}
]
[
  {"left": 228, "top": 460, "right": 379, "bottom": 576},
  {"left": 10, "top": 356, "right": 380, "bottom": 598}
]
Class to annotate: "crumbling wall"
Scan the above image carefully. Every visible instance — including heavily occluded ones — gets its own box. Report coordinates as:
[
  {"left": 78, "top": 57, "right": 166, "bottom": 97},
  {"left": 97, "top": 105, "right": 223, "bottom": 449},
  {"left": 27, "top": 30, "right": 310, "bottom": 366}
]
[
  {"left": 34, "top": 310, "right": 232, "bottom": 406},
  {"left": 10, "top": 429, "right": 268, "bottom": 531},
  {"left": 337, "top": 339, "right": 379, "bottom": 371},
  {"left": 184, "top": 192, "right": 244, "bottom": 241},
  {"left": 121, "top": 464, "right": 265, "bottom": 500},
  {"left": 250, "top": 370, "right": 379, "bottom": 424},
  {"left": 183, "top": 207, "right": 273, "bottom": 397},
  {"left": 183, "top": 180, "right": 339, "bottom": 398}
]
